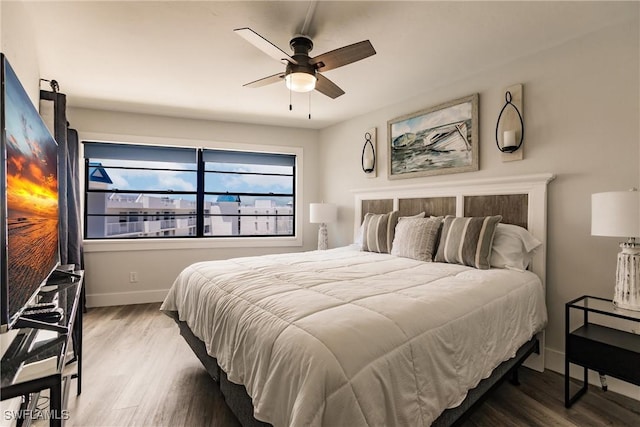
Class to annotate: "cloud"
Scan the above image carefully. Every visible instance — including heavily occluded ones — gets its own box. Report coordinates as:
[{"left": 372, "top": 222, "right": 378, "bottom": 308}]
[
  {"left": 96, "top": 160, "right": 291, "bottom": 195},
  {"left": 215, "top": 165, "right": 292, "bottom": 193},
  {"left": 157, "top": 174, "right": 196, "bottom": 192},
  {"left": 96, "top": 159, "right": 196, "bottom": 192}
]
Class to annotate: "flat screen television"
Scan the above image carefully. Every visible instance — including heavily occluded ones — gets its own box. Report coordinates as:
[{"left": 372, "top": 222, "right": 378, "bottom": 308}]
[{"left": 1, "top": 53, "right": 60, "bottom": 332}]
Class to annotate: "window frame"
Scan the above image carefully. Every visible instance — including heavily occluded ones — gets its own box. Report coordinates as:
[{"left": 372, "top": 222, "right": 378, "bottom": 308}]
[{"left": 79, "top": 133, "right": 303, "bottom": 252}]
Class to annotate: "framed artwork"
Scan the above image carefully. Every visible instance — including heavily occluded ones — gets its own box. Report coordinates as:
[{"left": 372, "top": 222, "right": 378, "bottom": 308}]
[{"left": 387, "top": 93, "right": 479, "bottom": 179}]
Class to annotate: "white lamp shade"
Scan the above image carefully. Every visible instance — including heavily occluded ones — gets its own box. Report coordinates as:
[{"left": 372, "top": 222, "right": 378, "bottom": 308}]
[
  {"left": 285, "top": 72, "right": 316, "bottom": 92},
  {"left": 591, "top": 190, "right": 640, "bottom": 237},
  {"left": 310, "top": 203, "right": 337, "bottom": 224}
]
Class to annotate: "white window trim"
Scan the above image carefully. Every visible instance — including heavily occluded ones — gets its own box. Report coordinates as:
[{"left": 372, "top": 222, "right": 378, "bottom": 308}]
[{"left": 79, "top": 132, "right": 304, "bottom": 253}]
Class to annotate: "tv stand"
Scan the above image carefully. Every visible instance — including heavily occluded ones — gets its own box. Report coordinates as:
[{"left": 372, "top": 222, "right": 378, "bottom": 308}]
[
  {"left": 48, "top": 267, "right": 82, "bottom": 283},
  {"left": 14, "top": 316, "right": 68, "bottom": 334},
  {"left": 1, "top": 270, "right": 84, "bottom": 427}
]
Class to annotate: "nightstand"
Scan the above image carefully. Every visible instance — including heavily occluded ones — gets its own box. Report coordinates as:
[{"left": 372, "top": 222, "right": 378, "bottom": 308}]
[{"left": 565, "top": 295, "right": 640, "bottom": 407}]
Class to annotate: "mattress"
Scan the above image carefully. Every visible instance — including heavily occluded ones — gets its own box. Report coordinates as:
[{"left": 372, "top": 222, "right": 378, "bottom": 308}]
[{"left": 161, "top": 245, "right": 547, "bottom": 427}]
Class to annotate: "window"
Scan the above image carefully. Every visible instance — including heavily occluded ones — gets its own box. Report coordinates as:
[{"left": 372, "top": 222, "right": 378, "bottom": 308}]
[
  {"left": 84, "top": 142, "right": 296, "bottom": 239},
  {"left": 203, "top": 149, "right": 295, "bottom": 237}
]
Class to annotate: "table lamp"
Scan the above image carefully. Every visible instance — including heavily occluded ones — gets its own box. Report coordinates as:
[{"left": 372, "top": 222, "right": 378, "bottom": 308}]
[
  {"left": 310, "top": 203, "right": 337, "bottom": 250},
  {"left": 591, "top": 189, "right": 640, "bottom": 311}
]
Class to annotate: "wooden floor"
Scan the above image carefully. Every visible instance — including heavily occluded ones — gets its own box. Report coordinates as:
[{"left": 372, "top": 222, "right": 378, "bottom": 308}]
[{"left": 62, "top": 303, "right": 639, "bottom": 426}]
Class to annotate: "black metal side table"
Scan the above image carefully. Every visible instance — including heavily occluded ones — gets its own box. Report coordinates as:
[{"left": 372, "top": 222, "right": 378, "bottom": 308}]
[{"left": 565, "top": 295, "right": 640, "bottom": 407}]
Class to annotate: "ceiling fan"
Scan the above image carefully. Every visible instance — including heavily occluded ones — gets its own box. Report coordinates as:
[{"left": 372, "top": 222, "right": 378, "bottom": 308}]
[{"left": 234, "top": 27, "right": 376, "bottom": 99}]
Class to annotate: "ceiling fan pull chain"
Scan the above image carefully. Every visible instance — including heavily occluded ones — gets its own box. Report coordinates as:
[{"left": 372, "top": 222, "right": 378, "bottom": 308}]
[
  {"left": 308, "top": 92, "right": 311, "bottom": 120},
  {"left": 289, "top": 86, "right": 293, "bottom": 111}
]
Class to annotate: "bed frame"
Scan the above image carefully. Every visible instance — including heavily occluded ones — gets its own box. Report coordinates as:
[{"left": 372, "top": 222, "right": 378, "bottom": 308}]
[{"left": 170, "top": 173, "right": 555, "bottom": 427}]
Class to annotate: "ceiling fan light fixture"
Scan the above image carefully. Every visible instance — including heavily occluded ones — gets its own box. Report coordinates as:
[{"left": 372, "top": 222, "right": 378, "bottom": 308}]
[{"left": 285, "top": 72, "right": 316, "bottom": 93}]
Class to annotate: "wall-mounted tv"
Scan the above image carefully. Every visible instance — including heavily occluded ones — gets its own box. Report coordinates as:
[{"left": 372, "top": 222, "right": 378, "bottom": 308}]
[{"left": 1, "top": 53, "right": 60, "bottom": 332}]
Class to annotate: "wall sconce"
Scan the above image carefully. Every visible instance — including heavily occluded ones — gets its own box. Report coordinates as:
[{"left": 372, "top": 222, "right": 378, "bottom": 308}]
[
  {"left": 495, "top": 84, "right": 524, "bottom": 161},
  {"left": 361, "top": 127, "right": 377, "bottom": 177}
]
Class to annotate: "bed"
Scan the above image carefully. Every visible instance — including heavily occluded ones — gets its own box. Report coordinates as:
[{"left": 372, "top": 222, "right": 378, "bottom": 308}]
[{"left": 161, "top": 173, "right": 554, "bottom": 426}]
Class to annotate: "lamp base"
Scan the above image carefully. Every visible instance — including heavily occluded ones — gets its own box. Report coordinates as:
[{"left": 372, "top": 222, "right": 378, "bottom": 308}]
[
  {"left": 317, "top": 223, "right": 328, "bottom": 251},
  {"left": 614, "top": 242, "right": 640, "bottom": 311}
]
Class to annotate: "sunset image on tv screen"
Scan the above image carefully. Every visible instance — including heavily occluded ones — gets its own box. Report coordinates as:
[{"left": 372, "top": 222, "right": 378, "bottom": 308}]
[{"left": 4, "top": 59, "right": 59, "bottom": 320}]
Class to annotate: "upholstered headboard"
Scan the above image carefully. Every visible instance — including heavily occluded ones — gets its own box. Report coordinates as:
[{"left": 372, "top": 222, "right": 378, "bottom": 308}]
[{"left": 352, "top": 173, "right": 555, "bottom": 371}]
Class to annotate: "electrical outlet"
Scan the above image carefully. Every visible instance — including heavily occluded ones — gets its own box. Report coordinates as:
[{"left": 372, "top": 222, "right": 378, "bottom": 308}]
[{"left": 129, "top": 272, "right": 138, "bottom": 283}]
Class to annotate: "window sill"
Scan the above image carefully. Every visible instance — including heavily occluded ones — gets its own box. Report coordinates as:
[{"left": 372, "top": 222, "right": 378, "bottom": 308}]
[{"left": 83, "top": 235, "right": 303, "bottom": 253}]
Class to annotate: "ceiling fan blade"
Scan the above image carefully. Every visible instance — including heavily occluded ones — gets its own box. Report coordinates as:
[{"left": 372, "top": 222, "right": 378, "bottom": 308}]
[
  {"left": 310, "top": 40, "right": 376, "bottom": 72},
  {"left": 234, "top": 27, "right": 298, "bottom": 65},
  {"left": 243, "top": 72, "right": 285, "bottom": 88},
  {"left": 315, "top": 74, "right": 345, "bottom": 99}
]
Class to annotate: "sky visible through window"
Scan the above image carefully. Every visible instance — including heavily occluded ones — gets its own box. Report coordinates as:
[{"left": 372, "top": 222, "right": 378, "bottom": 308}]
[{"left": 92, "top": 159, "right": 293, "bottom": 205}]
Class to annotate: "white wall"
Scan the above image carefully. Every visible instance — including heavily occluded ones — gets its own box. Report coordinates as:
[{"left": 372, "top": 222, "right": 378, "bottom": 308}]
[
  {"left": 68, "top": 107, "right": 321, "bottom": 306},
  {"left": 319, "top": 20, "right": 640, "bottom": 395},
  {"left": 1, "top": 0, "right": 40, "bottom": 107}
]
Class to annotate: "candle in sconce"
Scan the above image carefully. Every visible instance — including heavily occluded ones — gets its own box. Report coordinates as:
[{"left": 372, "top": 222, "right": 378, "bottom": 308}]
[
  {"left": 503, "top": 130, "right": 516, "bottom": 147},
  {"left": 363, "top": 155, "right": 374, "bottom": 171}
]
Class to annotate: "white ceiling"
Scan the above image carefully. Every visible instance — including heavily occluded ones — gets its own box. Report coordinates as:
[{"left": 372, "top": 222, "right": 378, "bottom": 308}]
[{"left": 23, "top": 1, "right": 637, "bottom": 130}]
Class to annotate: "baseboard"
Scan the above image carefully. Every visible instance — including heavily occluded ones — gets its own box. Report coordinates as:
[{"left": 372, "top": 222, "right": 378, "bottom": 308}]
[
  {"left": 545, "top": 347, "right": 640, "bottom": 401},
  {"left": 86, "top": 289, "right": 168, "bottom": 307}
]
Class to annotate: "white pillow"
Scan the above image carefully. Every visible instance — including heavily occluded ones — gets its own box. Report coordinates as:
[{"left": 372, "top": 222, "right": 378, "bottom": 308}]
[{"left": 490, "top": 223, "right": 542, "bottom": 270}]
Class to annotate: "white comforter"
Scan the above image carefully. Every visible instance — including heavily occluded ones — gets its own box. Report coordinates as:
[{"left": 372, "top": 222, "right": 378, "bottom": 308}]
[{"left": 161, "top": 246, "right": 546, "bottom": 427}]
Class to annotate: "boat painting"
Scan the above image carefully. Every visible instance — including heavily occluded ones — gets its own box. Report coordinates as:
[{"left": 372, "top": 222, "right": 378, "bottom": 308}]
[
  {"left": 388, "top": 94, "right": 478, "bottom": 179},
  {"left": 424, "top": 122, "right": 469, "bottom": 152}
]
